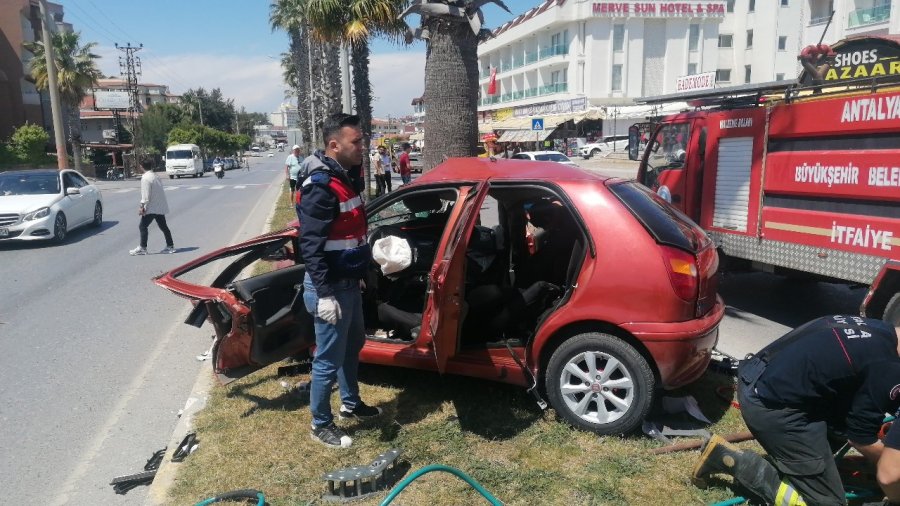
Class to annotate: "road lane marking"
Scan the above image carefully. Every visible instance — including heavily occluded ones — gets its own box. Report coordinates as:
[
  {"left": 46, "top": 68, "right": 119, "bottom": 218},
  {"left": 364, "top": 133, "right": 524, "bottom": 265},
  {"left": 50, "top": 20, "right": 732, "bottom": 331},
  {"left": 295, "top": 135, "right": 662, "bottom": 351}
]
[
  {"left": 234, "top": 185, "right": 246, "bottom": 189},
  {"left": 210, "top": 185, "right": 225, "bottom": 190}
]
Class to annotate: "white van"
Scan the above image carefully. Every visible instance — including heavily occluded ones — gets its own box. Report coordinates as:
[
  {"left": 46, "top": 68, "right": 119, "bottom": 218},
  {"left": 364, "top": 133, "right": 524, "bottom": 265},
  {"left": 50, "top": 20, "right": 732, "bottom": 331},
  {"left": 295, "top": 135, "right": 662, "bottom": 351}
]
[{"left": 165, "top": 144, "right": 204, "bottom": 179}]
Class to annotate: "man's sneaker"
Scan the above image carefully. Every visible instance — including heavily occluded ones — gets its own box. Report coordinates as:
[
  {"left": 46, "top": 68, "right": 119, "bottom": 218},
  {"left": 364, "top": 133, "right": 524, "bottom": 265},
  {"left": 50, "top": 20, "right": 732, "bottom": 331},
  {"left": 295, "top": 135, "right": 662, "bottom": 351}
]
[
  {"left": 691, "top": 434, "right": 743, "bottom": 485},
  {"left": 160, "top": 246, "right": 176, "bottom": 254},
  {"left": 129, "top": 246, "right": 147, "bottom": 256},
  {"left": 311, "top": 422, "right": 352, "bottom": 448},
  {"left": 339, "top": 402, "right": 383, "bottom": 420}
]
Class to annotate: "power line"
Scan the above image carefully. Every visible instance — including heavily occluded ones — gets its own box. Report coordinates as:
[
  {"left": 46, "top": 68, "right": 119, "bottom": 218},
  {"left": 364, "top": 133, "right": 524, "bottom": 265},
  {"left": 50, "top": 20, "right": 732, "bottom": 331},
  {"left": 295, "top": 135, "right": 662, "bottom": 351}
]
[{"left": 83, "top": 0, "right": 134, "bottom": 42}]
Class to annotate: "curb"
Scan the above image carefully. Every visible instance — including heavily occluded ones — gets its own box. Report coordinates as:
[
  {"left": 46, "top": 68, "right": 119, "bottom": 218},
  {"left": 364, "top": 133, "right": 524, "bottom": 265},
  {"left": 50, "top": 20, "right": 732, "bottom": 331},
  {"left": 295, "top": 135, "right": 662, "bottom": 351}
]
[{"left": 143, "top": 180, "right": 287, "bottom": 505}]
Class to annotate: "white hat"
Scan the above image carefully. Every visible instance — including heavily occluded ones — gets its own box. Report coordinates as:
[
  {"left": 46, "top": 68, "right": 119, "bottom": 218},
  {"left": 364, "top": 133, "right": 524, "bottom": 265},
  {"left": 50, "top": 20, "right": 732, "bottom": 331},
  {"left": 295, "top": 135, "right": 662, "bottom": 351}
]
[{"left": 292, "top": 144, "right": 301, "bottom": 150}]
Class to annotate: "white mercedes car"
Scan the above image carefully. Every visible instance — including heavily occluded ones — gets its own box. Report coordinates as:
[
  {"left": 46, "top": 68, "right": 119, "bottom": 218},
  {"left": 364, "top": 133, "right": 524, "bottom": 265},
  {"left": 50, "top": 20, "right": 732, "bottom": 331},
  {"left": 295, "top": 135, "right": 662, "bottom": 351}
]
[{"left": 0, "top": 169, "right": 103, "bottom": 243}]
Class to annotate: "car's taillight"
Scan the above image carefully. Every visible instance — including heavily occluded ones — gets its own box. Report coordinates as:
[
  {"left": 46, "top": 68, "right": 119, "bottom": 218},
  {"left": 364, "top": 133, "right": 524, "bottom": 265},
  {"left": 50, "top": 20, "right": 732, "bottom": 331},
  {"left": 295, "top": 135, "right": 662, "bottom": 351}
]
[{"left": 661, "top": 246, "right": 698, "bottom": 302}]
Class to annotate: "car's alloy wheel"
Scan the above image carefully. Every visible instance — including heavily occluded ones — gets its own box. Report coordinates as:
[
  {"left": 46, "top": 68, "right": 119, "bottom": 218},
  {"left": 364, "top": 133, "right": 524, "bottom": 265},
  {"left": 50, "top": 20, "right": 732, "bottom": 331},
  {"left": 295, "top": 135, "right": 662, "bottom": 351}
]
[
  {"left": 53, "top": 212, "right": 67, "bottom": 243},
  {"left": 592, "top": 149, "right": 601, "bottom": 157},
  {"left": 92, "top": 202, "right": 102, "bottom": 227},
  {"left": 545, "top": 332, "right": 654, "bottom": 435}
]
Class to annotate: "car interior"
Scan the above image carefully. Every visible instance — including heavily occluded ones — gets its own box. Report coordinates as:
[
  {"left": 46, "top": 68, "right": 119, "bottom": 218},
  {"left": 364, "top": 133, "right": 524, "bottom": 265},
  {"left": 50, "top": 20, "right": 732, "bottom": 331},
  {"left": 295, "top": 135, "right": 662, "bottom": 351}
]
[{"left": 363, "top": 185, "right": 586, "bottom": 350}]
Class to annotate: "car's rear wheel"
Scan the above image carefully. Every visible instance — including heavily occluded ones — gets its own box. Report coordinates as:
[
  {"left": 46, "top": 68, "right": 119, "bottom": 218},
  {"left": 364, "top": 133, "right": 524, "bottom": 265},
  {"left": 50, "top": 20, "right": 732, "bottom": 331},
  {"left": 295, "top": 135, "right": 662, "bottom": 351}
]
[
  {"left": 92, "top": 201, "right": 102, "bottom": 227},
  {"left": 545, "top": 332, "right": 654, "bottom": 435},
  {"left": 591, "top": 149, "right": 601, "bottom": 158},
  {"left": 53, "top": 212, "right": 67, "bottom": 243},
  {"left": 169, "top": 175, "right": 174, "bottom": 179}
]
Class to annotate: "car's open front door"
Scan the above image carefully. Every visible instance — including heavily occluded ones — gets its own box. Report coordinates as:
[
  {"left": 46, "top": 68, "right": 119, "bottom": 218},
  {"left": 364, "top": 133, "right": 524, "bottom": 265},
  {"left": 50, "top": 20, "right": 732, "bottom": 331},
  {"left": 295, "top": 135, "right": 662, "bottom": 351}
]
[
  {"left": 420, "top": 182, "right": 490, "bottom": 373},
  {"left": 154, "top": 229, "right": 314, "bottom": 383}
]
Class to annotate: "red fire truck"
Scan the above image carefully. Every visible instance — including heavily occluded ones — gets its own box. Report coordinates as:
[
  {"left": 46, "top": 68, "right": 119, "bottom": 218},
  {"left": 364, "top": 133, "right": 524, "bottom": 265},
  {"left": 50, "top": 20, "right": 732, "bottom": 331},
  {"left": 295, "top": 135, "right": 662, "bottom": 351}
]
[{"left": 632, "top": 36, "right": 900, "bottom": 325}]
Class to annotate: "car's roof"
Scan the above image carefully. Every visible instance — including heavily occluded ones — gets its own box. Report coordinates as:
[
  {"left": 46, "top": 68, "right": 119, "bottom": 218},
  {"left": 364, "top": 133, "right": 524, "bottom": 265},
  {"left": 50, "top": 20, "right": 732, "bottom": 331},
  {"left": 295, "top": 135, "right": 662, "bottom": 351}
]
[
  {"left": 413, "top": 157, "right": 612, "bottom": 185},
  {"left": 1, "top": 169, "right": 62, "bottom": 176}
]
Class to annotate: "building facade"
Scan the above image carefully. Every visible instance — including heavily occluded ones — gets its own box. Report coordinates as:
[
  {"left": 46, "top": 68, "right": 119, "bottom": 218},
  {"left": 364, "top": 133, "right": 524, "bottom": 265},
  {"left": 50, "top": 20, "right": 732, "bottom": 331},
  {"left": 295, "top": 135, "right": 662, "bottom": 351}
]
[
  {"left": 0, "top": 0, "right": 70, "bottom": 141},
  {"left": 79, "top": 79, "right": 178, "bottom": 144},
  {"left": 270, "top": 103, "right": 300, "bottom": 128},
  {"left": 804, "top": 0, "right": 896, "bottom": 45},
  {"left": 477, "top": 0, "right": 809, "bottom": 115}
]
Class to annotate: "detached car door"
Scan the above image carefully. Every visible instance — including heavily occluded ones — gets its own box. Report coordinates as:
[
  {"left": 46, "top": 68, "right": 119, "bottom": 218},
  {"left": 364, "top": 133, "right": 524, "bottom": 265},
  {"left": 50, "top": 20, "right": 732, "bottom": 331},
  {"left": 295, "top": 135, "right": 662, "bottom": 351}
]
[
  {"left": 420, "top": 182, "right": 490, "bottom": 373},
  {"left": 155, "top": 230, "right": 315, "bottom": 383}
]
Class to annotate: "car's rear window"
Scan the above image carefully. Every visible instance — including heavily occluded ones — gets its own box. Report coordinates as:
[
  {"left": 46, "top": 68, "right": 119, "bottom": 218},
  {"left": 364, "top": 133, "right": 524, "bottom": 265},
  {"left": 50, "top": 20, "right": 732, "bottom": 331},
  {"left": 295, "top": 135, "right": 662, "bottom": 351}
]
[
  {"left": 607, "top": 181, "right": 705, "bottom": 252},
  {"left": 534, "top": 153, "right": 569, "bottom": 162}
]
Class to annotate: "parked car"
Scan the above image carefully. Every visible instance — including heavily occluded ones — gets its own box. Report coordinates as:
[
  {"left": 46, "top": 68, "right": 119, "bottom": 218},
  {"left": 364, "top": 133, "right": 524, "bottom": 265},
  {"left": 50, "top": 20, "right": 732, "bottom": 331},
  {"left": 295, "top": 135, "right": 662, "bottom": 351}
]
[
  {"left": 155, "top": 158, "right": 723, "bottom": 435},
  {"left": 511, "top": 151, "right": 579, "bottom": 167},
  {"left": 408, "top": 151, "right": 423, "bottom": 174},
  {"left": 580, "top": 135, "right": 630, "bottom": 159},
  {"left": 224, "top": 158, "right": 237, "bottom": 170},
  {"left": 0, "top": 169, "right": 103, "bottom": 243}
]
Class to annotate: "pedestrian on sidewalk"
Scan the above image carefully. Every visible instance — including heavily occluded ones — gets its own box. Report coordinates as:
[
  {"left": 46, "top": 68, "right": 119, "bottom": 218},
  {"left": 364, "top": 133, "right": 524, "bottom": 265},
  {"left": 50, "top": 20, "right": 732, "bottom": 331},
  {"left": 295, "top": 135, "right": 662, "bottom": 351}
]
[
  {"left": 377, "top": 145, "right": 392, "bottom": 193},
  {"left": 692, "top": 314, "right": 900, "bottom": 506},
  {"left": 297, "top": 113, "right": 382, "bottom": 449},
  {"left": 285, "top": 144, "right": 303, "bottom": 199},
  {"left": 130, "top": 159, "right": 175, "bottom": 255},
  {"left": 372, "top": 147, "right": 385, "bottom": 196},
  {"left": 398, "top": 142, "right": 412, "bottom": 185}
]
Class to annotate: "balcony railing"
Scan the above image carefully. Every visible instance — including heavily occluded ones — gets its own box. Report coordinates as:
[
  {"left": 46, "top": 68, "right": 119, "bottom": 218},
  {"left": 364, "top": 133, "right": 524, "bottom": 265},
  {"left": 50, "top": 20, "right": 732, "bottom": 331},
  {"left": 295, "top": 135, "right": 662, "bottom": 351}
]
[
  {"left": 479, "top": 82, "right": 568, "bottom": 106},
  {"left": 480, "top": 44, "right": 569, "bottom": 80},
  {"left": 848, "top": 4, "right": 891, "bottom": 28}
]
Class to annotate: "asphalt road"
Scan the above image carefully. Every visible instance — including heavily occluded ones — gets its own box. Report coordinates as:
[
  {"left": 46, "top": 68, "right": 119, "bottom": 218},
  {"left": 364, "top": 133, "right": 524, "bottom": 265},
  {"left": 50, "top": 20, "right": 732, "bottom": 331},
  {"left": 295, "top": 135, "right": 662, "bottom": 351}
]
[{"left": 0, "top": 156, "right": 286, "bottom": 505}]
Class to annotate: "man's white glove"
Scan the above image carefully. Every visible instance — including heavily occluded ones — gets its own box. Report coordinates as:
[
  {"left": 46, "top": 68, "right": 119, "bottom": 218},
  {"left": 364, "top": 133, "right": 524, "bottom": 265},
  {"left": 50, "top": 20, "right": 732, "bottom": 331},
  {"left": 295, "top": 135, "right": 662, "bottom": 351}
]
[{"left": 317, "top": 296, "right": 341, "bottom": 324}]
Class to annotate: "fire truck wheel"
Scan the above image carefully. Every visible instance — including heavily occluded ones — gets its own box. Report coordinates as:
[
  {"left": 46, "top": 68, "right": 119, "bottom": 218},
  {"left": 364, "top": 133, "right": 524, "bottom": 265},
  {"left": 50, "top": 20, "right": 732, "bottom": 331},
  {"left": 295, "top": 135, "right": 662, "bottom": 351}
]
[
  {"left": 545, "top": 332, "right": 654, "bottom": 435},
  {"left": 884, "top": 292, "right": 900, "bottom": 327}
]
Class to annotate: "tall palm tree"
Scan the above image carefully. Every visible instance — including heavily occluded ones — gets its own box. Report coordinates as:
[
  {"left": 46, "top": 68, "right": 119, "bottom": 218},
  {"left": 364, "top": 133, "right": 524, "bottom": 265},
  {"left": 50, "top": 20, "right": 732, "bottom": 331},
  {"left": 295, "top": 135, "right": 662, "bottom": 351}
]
[
  {"left": 400, "top": 0, "right": 508, "bottom": 171},
  {"left": 25, "top": 31, "right": 102, "bottom": 172},
  {"left": 304, "top": 0, "right": 408, "bottom": 194},
  {"left": 270, "top": 0, "right": 343, "bottom": 150}
]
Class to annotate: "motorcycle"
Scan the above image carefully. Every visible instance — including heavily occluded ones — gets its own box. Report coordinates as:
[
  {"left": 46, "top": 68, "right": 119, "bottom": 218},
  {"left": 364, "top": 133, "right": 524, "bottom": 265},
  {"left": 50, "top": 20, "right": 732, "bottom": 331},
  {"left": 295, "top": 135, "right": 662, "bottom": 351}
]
[{"left": 213, "top": 162, "right": 225, "bottom": 179}]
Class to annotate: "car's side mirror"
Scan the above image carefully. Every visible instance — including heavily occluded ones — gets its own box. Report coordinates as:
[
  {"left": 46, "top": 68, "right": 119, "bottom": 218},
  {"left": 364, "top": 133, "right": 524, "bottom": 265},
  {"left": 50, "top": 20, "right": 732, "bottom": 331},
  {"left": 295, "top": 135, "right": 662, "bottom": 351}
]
[{"left": 66, "top": 187, "right": 80, "bottom": 196}]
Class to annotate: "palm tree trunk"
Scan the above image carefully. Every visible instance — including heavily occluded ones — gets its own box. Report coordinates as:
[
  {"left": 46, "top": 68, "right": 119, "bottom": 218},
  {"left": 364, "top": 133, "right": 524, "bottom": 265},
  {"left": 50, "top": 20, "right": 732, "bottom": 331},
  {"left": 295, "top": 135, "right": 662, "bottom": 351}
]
[
  {"left": 67, "top": 106, "right": 82, "bottom": 172},
  {"left": 422, "top": 18, "right": 479, "bottom": 171},
  {"left": 289, "top": 27, "right": 312, "bottom": 151},
  {"left": 351, "top": 40, "right": 373, "bottom": 198}
]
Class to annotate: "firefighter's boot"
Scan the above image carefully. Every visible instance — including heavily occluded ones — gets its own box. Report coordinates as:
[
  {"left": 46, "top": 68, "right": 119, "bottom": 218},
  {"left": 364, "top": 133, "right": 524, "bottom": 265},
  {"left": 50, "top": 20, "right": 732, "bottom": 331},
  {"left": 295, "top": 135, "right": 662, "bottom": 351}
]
[{"left": 691, "top": 434, "right": 743, "bottom": 485}]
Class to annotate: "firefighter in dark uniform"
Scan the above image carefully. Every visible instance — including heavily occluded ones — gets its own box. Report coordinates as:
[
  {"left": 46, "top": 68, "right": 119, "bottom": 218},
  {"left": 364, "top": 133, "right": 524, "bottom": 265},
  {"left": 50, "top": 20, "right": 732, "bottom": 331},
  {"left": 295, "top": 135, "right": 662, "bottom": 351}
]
[{"left": 693, "top": 315, "right": 900, "bottom": 505}]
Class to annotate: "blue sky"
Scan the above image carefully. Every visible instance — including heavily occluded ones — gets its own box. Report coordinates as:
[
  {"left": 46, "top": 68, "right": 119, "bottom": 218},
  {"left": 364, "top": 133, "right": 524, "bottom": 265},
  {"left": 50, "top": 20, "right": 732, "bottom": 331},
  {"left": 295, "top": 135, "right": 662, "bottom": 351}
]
[{"left": 62, "top": 0, "right": 542, "bottom": 117}]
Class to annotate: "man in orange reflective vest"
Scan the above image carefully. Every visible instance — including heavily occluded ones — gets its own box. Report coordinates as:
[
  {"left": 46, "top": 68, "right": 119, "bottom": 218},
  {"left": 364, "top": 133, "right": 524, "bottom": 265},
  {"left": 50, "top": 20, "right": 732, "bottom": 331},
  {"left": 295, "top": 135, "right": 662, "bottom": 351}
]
[{"left": 297, "top": 113, "right": 380, "bottom": 448}]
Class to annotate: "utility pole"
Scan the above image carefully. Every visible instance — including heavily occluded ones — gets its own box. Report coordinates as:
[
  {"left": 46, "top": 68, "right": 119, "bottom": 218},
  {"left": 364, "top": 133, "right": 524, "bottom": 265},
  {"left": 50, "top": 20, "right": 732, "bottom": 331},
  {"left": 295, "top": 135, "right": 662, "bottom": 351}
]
[
  {"left": 37, "top": 0, "right": 67, "bottom": 169},
  {"left": 117, "top": 42, "right": 142, "bottom": 172}
]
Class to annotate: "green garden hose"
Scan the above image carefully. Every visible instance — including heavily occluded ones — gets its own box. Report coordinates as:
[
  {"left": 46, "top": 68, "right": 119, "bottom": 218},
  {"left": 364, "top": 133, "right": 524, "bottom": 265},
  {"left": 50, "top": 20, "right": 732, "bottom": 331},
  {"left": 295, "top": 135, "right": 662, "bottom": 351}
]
[{"left": 380, "top": 464, "right": 502, "bottom": 506}]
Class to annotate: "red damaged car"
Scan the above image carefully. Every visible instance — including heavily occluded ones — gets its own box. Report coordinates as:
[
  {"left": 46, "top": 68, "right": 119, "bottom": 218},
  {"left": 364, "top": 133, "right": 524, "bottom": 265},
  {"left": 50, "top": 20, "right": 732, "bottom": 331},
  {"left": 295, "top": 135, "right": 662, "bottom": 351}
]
[{"left": 155, "top": 158, "right": 723, "bottom": 435}]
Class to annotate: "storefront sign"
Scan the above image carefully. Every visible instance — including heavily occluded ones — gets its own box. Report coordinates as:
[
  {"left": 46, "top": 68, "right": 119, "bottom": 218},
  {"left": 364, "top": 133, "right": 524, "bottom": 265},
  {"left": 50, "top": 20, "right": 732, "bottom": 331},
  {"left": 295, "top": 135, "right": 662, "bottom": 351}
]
[
  {"left": 592, "top": 1, "right": 726, "bottom": 17},
  {"left": 799, "top": 37, "right": 900, "bottom": 85},
  {"left": 676, "top": 72, "right": 716, "bottom": 92},
  {"left": 514, "top": 97, "right": 588, "bottom": 117}
]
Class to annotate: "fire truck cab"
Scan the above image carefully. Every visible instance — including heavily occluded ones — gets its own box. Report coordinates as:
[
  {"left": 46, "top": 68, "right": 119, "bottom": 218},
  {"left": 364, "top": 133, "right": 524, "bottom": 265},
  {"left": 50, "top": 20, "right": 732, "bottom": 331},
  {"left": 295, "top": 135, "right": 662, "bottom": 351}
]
[{"left": 634, "top": 36, "right": 900, "bottom": 326}]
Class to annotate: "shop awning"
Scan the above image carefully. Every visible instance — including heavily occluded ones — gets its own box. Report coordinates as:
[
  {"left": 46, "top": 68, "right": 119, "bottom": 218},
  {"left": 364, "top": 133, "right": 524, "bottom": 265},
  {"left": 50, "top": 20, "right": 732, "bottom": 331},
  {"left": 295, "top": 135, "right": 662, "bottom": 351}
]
[
  {"left": 491, "top": 108, "right": 606, "bottom": 131},
  {"left": 478, "top": 123, "right": 495, "bottom": 134},
  {"left": 497, "top": 129, "right": 555, "bottom": 142}
]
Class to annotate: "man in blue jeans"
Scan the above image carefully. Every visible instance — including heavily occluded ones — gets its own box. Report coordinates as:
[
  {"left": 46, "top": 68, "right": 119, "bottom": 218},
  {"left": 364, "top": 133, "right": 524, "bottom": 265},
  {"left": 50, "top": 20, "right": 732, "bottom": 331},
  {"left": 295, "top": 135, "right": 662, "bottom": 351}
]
[{"left": 297, "top": 113, "right": 381, "bottom": 448}]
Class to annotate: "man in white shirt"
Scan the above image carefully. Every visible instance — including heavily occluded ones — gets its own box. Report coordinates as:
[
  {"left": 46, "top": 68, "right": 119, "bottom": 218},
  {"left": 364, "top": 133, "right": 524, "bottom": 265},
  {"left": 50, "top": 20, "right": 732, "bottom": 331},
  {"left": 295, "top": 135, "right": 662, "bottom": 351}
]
[
  {"left": 285, "top": 144, "right": 303, "bottom": 199},
  {"left": 130, "top": 159, "right": 175, "bottom": 255},
  {"left": 375, "top": 145, "right": 392, "bottom": 193}
]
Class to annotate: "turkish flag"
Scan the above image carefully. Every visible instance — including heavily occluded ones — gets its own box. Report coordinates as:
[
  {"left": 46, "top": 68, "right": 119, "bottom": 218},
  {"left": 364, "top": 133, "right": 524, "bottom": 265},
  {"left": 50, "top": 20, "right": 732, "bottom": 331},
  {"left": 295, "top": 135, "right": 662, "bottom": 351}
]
[{"left": 488, "top": 67, "right": 497, "bottom": 95}]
